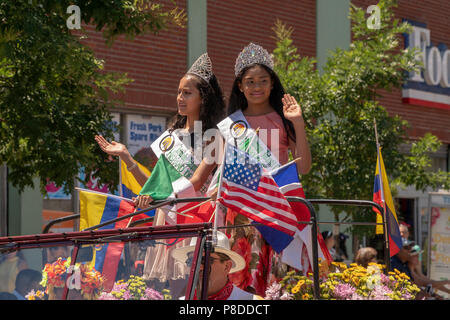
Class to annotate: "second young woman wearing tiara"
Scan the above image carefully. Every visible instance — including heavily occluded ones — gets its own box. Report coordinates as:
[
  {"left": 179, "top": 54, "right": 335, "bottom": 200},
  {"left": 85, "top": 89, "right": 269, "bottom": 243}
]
[
  {"left": 219, "top": 43, "right": 312, "bottom": 296},
  {"left": 228, "top": 43, "right": 311, "bottom": 172}
]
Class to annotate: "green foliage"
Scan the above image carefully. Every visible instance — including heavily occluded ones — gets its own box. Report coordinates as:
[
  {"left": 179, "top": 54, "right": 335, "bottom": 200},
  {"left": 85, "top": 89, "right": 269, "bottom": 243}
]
[
  {"left": 0, "top": 1, "right": 185, "bottom": 194},
  {"left": 272, "top": 0, "right": 450, "bottom": 236}
]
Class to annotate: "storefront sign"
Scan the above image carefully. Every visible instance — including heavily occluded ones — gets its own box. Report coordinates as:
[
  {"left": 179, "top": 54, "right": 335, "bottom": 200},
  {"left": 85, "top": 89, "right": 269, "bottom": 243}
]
[
  {"left": 126, "top": 114, "right": 166, "bottom": 169},
  {"left": 403, "top": 21, "right": 450, "bottom": 110}
]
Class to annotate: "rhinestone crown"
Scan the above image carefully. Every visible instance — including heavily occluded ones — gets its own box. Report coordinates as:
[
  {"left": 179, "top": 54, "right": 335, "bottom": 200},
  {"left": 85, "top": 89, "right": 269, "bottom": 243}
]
[
  {"left": 187, "top": 53, "right": 213, "bottom": 82},
  {"left": 234, "top": 43, "right": 274, "bottom": 77}
]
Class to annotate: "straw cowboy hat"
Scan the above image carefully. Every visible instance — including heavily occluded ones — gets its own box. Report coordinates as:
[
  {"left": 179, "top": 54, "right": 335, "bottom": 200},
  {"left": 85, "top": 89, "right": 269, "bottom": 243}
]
[{"left": 171, "top": 231, "right": 245, "bottom": 274}]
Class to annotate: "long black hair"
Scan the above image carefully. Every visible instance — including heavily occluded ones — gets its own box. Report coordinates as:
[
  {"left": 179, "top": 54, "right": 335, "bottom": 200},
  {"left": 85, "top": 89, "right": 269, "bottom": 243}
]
[
  {"left": 169, "top": 73, "right": 226, "bottom": 133},
  {"left": 228, "top": 63, "right": 296, "bottom": 142}
]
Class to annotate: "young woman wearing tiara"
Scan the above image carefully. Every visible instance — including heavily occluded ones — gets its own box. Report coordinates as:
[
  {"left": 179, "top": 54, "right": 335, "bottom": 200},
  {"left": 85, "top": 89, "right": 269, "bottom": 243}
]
[
  {"left": 95, "top": 53, "right": 225, "bottom": 196},
  {"left": 218, "top": 43, "right": 312, "bottom": 296},
  {"left": 95, "top": 53, "right": 225, "bottom": 295}
]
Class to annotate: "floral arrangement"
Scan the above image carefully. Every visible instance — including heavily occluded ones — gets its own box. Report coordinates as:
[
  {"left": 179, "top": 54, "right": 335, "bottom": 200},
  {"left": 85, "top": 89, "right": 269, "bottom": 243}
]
[
  {"left": 265, "top": 261, "right": 421, "bottom": 300},
  {"left": 98, "top": 275, "right": 171, "bottom": 300},
  {"left": 25, "top": 289, "right": 45, "bottom": 300},
  {"left": 26, "top": 257, "right": 105, "bottom": 300}
]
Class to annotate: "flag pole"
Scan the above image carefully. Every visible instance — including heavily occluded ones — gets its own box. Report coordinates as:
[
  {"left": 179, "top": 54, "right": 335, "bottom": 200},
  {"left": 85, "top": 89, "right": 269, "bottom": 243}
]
[
  {"left": 374, "top": 119, "right": 391, "bottom": 271},
  {"left": 212, "top": 141, "right": 228, "bottom": 245},
  {"left": 119, "top": 159, "right": 123, "bottom": 197}
]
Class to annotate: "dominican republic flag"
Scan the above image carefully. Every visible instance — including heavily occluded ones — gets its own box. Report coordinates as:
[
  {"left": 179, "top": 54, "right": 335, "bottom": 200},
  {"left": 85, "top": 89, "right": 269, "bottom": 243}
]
[
  {"left": 254, "top": 161, "right": 310, "bottom": 252},
  {"left": 372, "top": 148, "right": 402, "bottom": 257},
  {"left": 254, "top": 161, "right": 332, "bottom": 273},
  {"left": 218, "top": 144, "right": 299, "bottom": 237}
]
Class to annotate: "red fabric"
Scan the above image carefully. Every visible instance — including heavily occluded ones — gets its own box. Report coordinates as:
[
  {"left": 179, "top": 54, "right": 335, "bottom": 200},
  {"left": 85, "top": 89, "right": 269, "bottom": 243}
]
[
  {"left": 228, "top": 237, "right": 253, "bottom": 290},
  {"left": 207, "top": 280, "right": 234, "bottom": 300},
  {"left": 193, "top": 280, "right": 234, "bottom": 300}
]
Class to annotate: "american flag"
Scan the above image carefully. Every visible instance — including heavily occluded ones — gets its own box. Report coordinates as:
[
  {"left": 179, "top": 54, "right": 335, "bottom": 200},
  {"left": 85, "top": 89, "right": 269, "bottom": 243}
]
[{"left": 218, "top": 144, "right": 298, "bottom": 236}]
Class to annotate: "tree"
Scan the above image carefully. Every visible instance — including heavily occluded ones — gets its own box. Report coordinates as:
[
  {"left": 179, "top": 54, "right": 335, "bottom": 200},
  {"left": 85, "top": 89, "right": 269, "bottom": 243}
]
[
  {"left": 0, "top": 1, "right": 185, "bottom": 194},
  {"left": 272, "top": 0, "right": 450, "bottom": 237}
]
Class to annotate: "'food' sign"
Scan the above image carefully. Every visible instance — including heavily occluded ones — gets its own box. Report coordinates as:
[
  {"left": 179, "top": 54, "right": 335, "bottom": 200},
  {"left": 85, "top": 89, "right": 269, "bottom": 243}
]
[{"left": 403, "top": 21, "right": 450, "bottom": 110}]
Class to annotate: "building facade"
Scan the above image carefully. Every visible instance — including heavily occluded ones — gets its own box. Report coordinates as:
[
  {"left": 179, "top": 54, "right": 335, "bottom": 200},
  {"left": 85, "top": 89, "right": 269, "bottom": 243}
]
[{"left": 2, "top": 1, "right": 449, "bottom": 268}]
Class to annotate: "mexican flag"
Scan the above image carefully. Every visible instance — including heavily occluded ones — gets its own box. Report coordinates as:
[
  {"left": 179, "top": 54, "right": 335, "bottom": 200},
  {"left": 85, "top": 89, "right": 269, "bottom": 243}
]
[
  {"left": 139, "top": 154, "right": 195, "bottom": 200},
  {"left": 139, "top": 154, "right": 214, "bottom": 224}
]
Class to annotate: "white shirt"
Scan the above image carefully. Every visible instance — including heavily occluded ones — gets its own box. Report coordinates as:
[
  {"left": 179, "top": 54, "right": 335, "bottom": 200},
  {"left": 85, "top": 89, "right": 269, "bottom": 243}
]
[{"left": 180, "top": 285, "right": 262, "bottom": 300}]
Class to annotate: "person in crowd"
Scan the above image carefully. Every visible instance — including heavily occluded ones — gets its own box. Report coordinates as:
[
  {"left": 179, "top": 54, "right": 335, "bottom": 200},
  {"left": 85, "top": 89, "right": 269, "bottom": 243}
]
[
  {"left": 335, "top": 233, "right": 349, "bottom": 262},
  {"left": 407, "top": 244, "right": 450, "bottom": 296},
  {"left": 172, "top": 231, "right": 262, "bottom": 300},
  {"left": 0, "top": 292, "right": 17, "bottom": 300},
  {"left": 354, "top": 247, "right": 378, "bottom": 268},
  {"left": 322, "top": 231, "right": 336, "bottom": 260},
  {"left": 46, "top": 245, "right": 69, "bottom": 264},
  {"left": 390, "top": 243, "right": 413, "bottom": 279},
  {"left": 12, "top": 269, "right": 42, "bottom": 300},
  {"left": 399, "top": 222, "right": 411, "bottom": 241},
  {"left": 0, "top": 251, "right": 27, "bottom": 293}
]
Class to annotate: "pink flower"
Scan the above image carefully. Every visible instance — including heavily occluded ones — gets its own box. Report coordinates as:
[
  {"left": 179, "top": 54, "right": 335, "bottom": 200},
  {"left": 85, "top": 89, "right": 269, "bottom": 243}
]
[
  {"left": 333, "top": 283, "right": 356, "bottom": 300},
  {"left": 122, "top": 291, "right": 132, "bottom": 300},
  {"left": 264, "top": 282, "right": 282, "bottom": 300},
  {"left": 370, "top": 285, "right": 392, "bottom": 300},
  {"left": 143, "top": 288, "right": 163, "bottom": 300},
  {"left": 380, "top": 273, "right": 390, "bottom": 285},
  {"left": 351, "top": 292, "right": 365, "bottom": 300}
]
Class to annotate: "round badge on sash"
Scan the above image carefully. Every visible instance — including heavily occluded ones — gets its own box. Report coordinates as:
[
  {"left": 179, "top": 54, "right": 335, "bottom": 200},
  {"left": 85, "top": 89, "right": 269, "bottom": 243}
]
[
  {"left": 159, "top": 134, "right": 175, "bottom": 152},
  {"left": 230, "top": 120, "right": 248, "bottom": 139}
]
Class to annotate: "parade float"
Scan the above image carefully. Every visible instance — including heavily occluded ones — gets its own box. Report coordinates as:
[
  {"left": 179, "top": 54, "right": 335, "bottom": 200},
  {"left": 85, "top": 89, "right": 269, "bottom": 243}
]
[{"left": 0, "top": 195, "right": 424, "bottom": 301}]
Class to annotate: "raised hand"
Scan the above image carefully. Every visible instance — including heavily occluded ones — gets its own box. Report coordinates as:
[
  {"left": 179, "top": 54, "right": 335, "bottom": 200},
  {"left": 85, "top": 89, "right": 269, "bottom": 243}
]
[
  {"left": 282, "top": 94, "right": 303, "bottom": 123},
  {"left": 95, "top": 135, "right": 128, "bottom": 158}
]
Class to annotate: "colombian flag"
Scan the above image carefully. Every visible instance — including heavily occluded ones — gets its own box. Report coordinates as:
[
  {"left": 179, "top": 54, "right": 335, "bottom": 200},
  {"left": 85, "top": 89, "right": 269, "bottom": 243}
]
[
  {"left": 372, "top": 150, "right": 402, "bottom": 257},
  {"left": 120, "top": 159, "right": 156, "bottom": 220},
  {"left": 120, "top": 159, "right": 151, "bottom": 198},
  {"left": 79, "top": 190, "right": 152, "bottom": 290}
]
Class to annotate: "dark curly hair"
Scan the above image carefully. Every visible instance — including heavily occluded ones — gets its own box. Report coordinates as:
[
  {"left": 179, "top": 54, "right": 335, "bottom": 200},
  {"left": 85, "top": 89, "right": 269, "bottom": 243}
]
[
  {"left": 168, "top": 73, "right": 226, "bottom": 133},
  {"left": 228, "top": 64, "right": 296, "bottom": 142}
]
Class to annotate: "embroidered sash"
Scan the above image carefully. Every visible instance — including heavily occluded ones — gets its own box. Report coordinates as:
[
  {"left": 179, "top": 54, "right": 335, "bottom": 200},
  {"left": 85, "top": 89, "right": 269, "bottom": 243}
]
[
  {"left": 217, "top": 109, "right": 281, "bottom": 171},
  {"left": 151, "top": 129, "right": 211, "bottom": 194}
]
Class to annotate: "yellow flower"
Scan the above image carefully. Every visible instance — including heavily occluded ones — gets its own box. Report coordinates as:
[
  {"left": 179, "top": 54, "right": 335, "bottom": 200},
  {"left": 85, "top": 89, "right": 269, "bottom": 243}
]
[
  {"left": 302, "top": 293, "right": 310, "bottom": 300},
  {"left": 296, "top": 280, "right": 305, "bottom": 288}
]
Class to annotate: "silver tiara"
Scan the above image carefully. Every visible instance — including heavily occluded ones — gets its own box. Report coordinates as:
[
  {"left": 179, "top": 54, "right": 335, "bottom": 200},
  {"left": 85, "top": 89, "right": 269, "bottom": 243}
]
[
  {"left": 234, "top": 43, "right": 274, "bottom": 77},
  {"left": 186, "top": 53, "right": 213, "bottom": 82}
]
